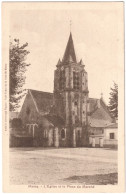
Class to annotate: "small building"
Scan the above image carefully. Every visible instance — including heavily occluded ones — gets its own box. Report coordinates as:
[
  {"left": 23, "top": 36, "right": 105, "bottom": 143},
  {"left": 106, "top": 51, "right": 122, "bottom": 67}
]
[{"left": 104, "top": 123, "right": 118, "bottom": 149}]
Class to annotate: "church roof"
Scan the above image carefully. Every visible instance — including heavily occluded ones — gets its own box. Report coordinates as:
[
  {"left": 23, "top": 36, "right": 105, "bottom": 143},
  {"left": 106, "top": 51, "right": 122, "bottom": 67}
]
[
  {"left": 28, "top": 89, "right": 110, "bottom": 115},
  {"left": 39, "top": 116, "right": 54, "bottom": 128},
  {"left": 45, "top": 114, "right": 65, "bottom": 127},
  {"left": 29, "top": 89, "right": 53, "bottom": 114},
  {"left": 62, "top": 32, "right": 77, "bottom": 63},
  {"left": 26, "top": 90, "right": 113, "bottom": 128}
]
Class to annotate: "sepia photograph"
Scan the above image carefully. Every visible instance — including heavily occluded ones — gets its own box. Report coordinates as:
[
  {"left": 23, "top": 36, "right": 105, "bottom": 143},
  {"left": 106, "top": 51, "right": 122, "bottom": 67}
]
[{"left": 2, "top": 2, "right": 125, "bottom": 193}]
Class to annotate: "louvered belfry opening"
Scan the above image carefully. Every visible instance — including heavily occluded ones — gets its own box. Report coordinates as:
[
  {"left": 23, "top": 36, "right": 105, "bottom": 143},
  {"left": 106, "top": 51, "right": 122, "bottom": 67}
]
[
  {"left": 60, "top": 70, "right": 65, "bottom": 90},
  {"left": 73, "top": 71, "right": 79, "bottom": 90}
]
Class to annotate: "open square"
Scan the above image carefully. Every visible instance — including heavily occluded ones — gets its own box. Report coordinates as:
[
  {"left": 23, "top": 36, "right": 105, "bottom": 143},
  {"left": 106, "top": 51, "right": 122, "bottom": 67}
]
[{"left": 10, "top": 147, "right": 117, "bottom": 185}]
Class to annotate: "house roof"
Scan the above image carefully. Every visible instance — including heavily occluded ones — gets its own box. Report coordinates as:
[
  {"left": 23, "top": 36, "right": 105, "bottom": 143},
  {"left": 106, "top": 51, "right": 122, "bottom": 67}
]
[
  {"left": 89, "top": 98, "right": 113, "bottom": 128},
  {"left": 90, "top": 106, "right": 112, "bottom": 121},
  {"left": 62, "top": 32, "right": 77, "bottom": 63},
  {"left": 104, "top": 122, "right": 118, "bottom": 128},
  {"left": 29, "top": 89, "right": 53, "bottom": 114},
  {"left": 89, "top": 121, "right": 117, "bottom": 129},
  {"left": 89, "top": 118, "right": 112, "bottom": 128},
  {"left": 88, "top": 98, "right": 98, "bottom": 113}
]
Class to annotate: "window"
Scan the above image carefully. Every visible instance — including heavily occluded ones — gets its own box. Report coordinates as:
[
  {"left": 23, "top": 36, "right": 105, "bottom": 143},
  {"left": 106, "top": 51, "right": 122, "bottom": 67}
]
[
  {"left": 74, "top": 101, "right": 78, "bottom": 106},
  {"left": 110, "top": 133, "right": 114, "bottom": 139},
  {"left": 61, "top": 128, "right": 65, "bottom": 139},
  {"left": 73, "top": 71, "right": 79, "bottom": 90},
  {"left": 60, "top": 70, "right": 65, "bottom": 90}
]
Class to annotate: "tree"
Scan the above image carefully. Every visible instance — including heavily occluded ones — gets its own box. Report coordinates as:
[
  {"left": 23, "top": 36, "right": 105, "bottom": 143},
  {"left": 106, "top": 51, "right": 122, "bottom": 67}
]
[
  {"left": 108, "top": 82, "right": 118, "bottom": 118},
  {"left": 9, "top": 39, "right": 30, "bottom": 111}
]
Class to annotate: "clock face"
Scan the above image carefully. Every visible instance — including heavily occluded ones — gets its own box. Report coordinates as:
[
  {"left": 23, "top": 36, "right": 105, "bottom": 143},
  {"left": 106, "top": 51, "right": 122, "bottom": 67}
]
[{"left": 61, "top": 66, "right": 64, "bottom": 71}]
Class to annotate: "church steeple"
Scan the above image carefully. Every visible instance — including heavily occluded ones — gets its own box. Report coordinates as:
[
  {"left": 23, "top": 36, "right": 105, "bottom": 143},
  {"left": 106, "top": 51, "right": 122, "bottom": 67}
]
[
  {"left": 54, "top": 31, "right": 89, "bottom": 147},
  {"left": 62, "top": 32, "right": 77, "bottom": 63}
]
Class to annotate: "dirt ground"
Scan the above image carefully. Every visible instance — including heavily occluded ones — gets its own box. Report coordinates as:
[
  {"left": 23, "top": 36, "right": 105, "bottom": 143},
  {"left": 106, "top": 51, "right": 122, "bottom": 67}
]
[{"left": 9, "top": 147, "right": 117, "bottom": 185}]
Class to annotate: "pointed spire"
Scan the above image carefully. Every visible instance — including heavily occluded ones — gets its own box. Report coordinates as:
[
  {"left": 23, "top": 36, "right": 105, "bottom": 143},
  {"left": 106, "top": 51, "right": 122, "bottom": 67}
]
[
  {"left": 68, "top": 55, "right": 74, "bottom": 63},
  {"left": 80, "top": 59, "right": 85, "bottom": 66},
  {"left": 56, "top": 58, "right": 61, "bottom": 67},
  {"left": 62, "top": 32, "right": 77, "bottom": 63}
]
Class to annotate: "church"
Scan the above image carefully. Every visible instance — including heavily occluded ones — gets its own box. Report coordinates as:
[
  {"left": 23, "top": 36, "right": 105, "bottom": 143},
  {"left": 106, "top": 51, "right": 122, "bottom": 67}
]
[{"left": 18, "top": 32, "right": 117, "bottom": 148}]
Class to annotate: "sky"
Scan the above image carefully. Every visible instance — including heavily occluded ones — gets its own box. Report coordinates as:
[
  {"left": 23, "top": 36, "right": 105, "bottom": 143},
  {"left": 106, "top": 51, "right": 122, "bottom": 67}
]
[{"left": 10, "top": 2, "right": 124, "bottom": 109}]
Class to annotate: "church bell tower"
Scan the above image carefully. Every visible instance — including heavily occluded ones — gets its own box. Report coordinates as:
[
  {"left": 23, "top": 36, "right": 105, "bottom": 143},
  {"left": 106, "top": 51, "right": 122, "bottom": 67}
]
[{"left": 54, "top": 32, "right": 89, "bottom": 147}]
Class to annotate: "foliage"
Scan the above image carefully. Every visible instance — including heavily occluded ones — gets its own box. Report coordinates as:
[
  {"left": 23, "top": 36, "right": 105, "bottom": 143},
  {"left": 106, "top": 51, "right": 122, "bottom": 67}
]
[
  {"left": 9, "top": 39, "right": 30, "bottom": 111},
  {"left": 108, "top": 82, "right": 118, "bottom": 118},
  {"left": 11, "top": 118, "right": 22, "bottom": 129}
]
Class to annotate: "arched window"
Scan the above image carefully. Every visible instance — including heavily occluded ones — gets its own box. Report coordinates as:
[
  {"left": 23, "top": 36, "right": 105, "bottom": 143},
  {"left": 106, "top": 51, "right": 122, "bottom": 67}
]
[
  {"left": 44, "top": 129, "right": 48, "bottom": 138},
  {"left": 34, "top": 124, "right": 38, "bottom": 130},
  {"left": 61, "top": 128, "right": 65, "bottom": 139}
]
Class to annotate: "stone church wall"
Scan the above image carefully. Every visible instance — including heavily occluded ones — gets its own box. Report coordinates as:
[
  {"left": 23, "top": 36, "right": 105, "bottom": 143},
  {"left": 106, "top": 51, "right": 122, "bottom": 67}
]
[{"left": 19, "top": 91, "right": 39, "bottom": 125}]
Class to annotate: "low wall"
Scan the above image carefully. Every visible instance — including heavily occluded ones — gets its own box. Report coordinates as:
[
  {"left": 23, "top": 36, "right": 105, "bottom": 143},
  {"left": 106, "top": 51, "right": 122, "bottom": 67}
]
[
  {"left": 89, "top": 135, "right": 118, "bottom": 149},
  {"left": 104, "top": 139, "right": 118, "bottom": 149},
  {"left": 104, "top": 139, "right": 118, "bottom": 145},
  {"left": 10, "top": 135, "right": 33, "bottom": 147}
]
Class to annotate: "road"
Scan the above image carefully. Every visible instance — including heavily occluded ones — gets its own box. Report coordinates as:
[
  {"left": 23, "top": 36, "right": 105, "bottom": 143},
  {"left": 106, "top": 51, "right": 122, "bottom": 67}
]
[{"left": 9, "top": 147, "right": 117, "bottom": 185}]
